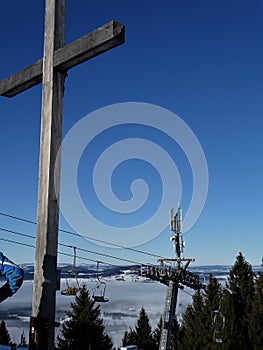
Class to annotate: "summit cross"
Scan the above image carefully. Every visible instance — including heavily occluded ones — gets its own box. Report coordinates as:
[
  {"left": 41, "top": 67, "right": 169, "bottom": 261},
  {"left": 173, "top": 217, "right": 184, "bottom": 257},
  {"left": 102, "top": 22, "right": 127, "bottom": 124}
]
[{"left": 0, "top": 1, "right": 125, "bottom": 349}]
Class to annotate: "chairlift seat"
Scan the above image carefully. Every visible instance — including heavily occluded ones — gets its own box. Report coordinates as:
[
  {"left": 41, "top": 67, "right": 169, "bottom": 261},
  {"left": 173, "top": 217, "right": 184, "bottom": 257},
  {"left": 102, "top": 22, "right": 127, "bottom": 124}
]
[
  {"left": 92, "top": 280, "right": 109, "bottom": 302},
  {"left": 213, "top": 322, "right": 224, "bottom": 331},
  {"left": 61, "top": 285, "right": 79, "bottom": 296},
  {"left": 93, "top": 262, "right": 110, "bottom": 302},
  {"left": 92, "top": 295, "right": 109, "bottom": 303},
  {"left": 215, "top": 338, "right": 223, "bottom": 344}
]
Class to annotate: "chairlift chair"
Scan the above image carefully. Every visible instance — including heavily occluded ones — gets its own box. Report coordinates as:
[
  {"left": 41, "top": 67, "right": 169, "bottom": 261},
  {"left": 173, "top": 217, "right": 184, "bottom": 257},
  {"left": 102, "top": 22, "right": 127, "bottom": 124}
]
[
  {"left": 211, "top": 310, "right": 225, "bottom": 343},
  {"left": 61, "top": 247, "right": 80, "bottom": 296},
  {"left": 92, "top": 280, "right": 109, "bottom": 302},
  {"left": 211, "top": 310, "right": 225, "bottom": 330},
  {"left": 61, "top": 270, "right": 80, "bottom": 296},
  {"left": 92, "top": 261, "right": 109, "bottom": 303}
]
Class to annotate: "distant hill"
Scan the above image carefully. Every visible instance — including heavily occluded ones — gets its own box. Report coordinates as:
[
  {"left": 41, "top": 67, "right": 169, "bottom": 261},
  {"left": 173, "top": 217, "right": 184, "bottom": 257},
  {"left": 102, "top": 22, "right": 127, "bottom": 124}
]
[
  {"left": 14, "top": 264, "right": 230, "bottom": 280},
  {"left": 20, "top": 263, "right": 141, "bottom": 281},
  {"left": 19, "top": 263, "right": 263, "bottom": 282}
]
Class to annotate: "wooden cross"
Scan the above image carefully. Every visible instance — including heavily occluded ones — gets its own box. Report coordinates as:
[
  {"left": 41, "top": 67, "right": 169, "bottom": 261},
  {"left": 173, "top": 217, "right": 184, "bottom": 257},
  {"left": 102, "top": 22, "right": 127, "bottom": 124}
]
[{"left": 0, "top": 1, "right": 124, "bottom": 349}]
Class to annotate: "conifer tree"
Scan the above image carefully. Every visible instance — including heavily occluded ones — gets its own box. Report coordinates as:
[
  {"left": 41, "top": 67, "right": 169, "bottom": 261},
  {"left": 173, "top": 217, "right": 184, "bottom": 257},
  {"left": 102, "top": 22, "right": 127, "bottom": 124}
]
[
  {"left": 228, "top": 252, "right": 255, "bottom": 315},
  {"left": 248, "top": 271, "right": 263, "bottom": 349},
  {"left": 135, "top": 307, "right": 155, "bottom": 350},
  {"left": 122, "top": 307, "right": 155, "bottom": 350},
  {"left": 222, "top": 252, "right": 255, "bottom": 350},
  {"left": 122, "top": 328, "right": 137, "bottom": 347},
  {"left": 180, "top": 289, "right": 206, "bottom": 349},
  {"left": 56, "top": 285, "right": 113, "bottom": 350},
  {"left": 220, "top": 287, "right": 236, "bottom": 349},
  {"left": 170, "top": 315, "right": 183, "bottom": 350},
  {"left": 173, "top": 253, "right": 259, "bottom": 349},
  {"left": 202, "top": 274, "right": 223, "bottom": 349},
  {"left": 0, "top": 320, "right": 11, "bottom": 345},
  {"left": 152, "top": 316, "right": 162, "bottom": 350},
  {"left": 179, "top": 276, "right": 224, "bottom": 350}
]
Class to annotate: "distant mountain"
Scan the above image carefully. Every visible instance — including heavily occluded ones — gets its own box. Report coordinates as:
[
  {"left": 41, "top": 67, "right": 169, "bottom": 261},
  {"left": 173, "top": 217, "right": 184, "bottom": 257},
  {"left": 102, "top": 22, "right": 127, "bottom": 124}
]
[
  {"left": 17, "top": 264, "right": 260, "bottom": 280},
  {"left": 19, "top": 263, "right": 262, "bottom": 282},
  {"left": 20, "top": 263, "right": 141, "bottom": 281}
]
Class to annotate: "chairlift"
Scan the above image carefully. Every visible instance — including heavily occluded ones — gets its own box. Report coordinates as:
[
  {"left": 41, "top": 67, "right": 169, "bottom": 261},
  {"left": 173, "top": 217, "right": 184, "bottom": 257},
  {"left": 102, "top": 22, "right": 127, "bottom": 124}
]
[
  {"left": 92, "top": 261, "right": 109, "bottom": 303},
  {"left": 211, "top": 310, "right": 225, "bottom": 343},
  {"left": 61, "top": 247, "right": 80, "bottom": 296}
]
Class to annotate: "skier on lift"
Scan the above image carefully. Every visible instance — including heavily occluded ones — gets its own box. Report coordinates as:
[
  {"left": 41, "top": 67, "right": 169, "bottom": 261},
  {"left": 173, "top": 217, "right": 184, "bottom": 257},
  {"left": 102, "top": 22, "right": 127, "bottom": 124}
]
[{"left": 0, "top": 252, "right": 24, "bottom": 303}]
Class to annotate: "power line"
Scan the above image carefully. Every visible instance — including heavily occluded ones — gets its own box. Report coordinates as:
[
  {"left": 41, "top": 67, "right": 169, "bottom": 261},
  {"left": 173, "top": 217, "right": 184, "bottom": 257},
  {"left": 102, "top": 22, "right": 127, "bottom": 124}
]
[
  {"left": 0, "top": 226, "right": 144, "bottom": 266},
  {"left": 1, "top": 235, "right": 196, "bottom": 300},
  {"left": 0, "top": 237, "right": 35, "bottom": 249},
  {"left": 60, "top": 227, "right": 163, "bottom": 259},
  {"left": 0, "top": 211, "right": 164, "bottom": 260},
  {"left": 0, "top": 227, "right": 35, "bottom": 240},
  {"left": 0, "top": 212, "right": 36, "bottom": 225},
  {"left": 58, "top": 250, "right": 115, "bottom": 266},
  {"left": 60, "top": 242, "right": 142, "bottom": 265},
  {"left": 0, "top": 236, "right": 197, "bottom": 290},
  {"left": 0, "top": 236, "right": 125, "bottom": 267}
]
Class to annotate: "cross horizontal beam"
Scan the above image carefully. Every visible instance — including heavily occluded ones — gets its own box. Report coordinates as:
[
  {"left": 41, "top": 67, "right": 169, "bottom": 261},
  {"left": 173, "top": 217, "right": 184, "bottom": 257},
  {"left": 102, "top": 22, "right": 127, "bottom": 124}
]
[{"left": 0, "top": 20, "right": 125, "bottom": 97}]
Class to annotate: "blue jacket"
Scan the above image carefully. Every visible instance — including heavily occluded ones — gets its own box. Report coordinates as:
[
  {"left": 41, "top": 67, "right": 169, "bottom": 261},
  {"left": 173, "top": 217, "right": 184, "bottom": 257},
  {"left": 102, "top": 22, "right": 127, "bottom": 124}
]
[{"left": 0, "top": 252, "right": 24, "bottom": 302}]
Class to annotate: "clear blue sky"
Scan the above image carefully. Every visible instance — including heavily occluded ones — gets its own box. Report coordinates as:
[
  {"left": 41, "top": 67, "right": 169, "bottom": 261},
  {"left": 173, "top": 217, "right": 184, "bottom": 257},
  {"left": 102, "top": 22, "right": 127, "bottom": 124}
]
[{"left": 0, "top": 0, "right": 262, "bottom": 267}]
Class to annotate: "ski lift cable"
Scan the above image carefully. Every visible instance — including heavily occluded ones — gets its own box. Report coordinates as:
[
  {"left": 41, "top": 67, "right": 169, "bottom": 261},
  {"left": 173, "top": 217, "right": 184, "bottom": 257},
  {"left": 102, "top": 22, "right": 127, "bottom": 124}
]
[
  {"left": 0, "top": 212, "right": 165, "bottom": 259},
  {"left": 58, "top": 251, "right": 114, "bottom": 266},
  {"left": 0, "top": 226, "right": 143, "bottom": 265},
  {"left": 0, "top": 237, "right": 199, "bottom": 300},
  {"left": 0, "top": 236, "right": 117, "bottom": 266},
  {"left": 0, "top": 212, "right": 37, "bottom": 225},
  {"left": 0, "top": 237, "right": 35, "bottom": 249},
  {"left": 0, "top": 227, "right": 35, "bottom": 239},
  {"left": 0, "top": 228, "right": 147, "bottom": 269},
  {"left": 60, "top": 242, "right": 142, "bottom": 265}
]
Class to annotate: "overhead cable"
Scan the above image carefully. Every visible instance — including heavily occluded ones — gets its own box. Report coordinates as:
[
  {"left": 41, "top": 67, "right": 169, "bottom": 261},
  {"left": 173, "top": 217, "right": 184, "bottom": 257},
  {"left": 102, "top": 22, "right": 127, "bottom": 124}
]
[
  {"left": 0, "top": 211, "right": 164, "bottom": 259},
  {"left": 0, "top": 227, "right": 145, "bottom": 266}
]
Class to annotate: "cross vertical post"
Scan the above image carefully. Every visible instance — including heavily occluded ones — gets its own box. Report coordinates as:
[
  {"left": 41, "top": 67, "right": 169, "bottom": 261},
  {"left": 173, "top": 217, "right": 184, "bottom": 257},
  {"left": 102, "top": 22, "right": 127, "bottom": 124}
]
[{"left": 29, "top": 0, "right": 65, "bottom": 349}]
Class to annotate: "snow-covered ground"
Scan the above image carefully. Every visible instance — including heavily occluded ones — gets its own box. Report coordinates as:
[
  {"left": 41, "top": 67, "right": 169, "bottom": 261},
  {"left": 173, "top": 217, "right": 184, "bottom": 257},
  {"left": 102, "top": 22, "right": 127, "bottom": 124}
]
[
  {"left": 2, "top": 264, "right": 245, "bottom": 348},
  {"left": 0, "top": 277, "right": 194, "bottom": 348},
  {"left": 1, "top": 263, "right": 261, "bottom": 348}
]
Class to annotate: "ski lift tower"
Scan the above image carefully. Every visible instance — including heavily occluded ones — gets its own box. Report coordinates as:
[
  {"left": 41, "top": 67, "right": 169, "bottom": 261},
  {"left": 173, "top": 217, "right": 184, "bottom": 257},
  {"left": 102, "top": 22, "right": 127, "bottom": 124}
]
[
  {"left": 158, "top": 208, "right": 201, "bottom": 350},
  {"left": 140, "top": 207, "right": 204, "bottom": 350}
]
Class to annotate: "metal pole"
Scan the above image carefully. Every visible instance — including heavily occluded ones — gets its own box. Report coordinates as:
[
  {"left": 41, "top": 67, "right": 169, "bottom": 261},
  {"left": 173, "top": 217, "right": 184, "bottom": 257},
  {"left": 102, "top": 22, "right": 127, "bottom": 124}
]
[{"left": 159, "top": 280, "right": 179, "bottom": 350}]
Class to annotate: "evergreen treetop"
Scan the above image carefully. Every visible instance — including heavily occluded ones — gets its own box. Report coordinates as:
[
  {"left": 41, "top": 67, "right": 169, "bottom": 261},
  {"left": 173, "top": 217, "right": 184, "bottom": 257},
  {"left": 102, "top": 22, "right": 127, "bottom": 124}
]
[
  {"left": 169, "top": 252, "right": 261, "bottom": 350},
  {"left": 0, "top": 320, "right": 11, "bottom": 346},
  {"left": 56, "top": 285, "right": 113, "bottom": 350},
  {"left": 248, "top": 271, "right": 263, "bottom": 349},
  {"left": 222, "top": 252, "right": 255, "bottom": 349},
  {"left": 122, "top": 307, "right": 158, "bottom": 350}
]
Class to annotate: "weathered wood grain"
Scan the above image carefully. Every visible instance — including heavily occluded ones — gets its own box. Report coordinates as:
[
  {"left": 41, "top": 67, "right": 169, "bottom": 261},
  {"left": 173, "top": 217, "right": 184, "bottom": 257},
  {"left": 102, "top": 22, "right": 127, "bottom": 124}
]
[{"left": 0, "top": 20, "right": 125, "bottom": 97}]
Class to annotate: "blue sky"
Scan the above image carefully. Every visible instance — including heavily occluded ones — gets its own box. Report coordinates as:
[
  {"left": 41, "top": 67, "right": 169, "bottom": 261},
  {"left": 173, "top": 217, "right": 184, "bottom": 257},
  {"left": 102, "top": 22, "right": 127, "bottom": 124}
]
[{"left": 0, "top": 0, "right": 262, "bottom": 267}]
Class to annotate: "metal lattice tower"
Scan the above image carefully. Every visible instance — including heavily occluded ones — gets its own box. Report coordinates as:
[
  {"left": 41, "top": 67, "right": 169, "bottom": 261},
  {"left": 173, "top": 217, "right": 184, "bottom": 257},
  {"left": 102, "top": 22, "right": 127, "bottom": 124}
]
[{"left": 159, "top": 280, "right": 178, "bottom": 350}]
